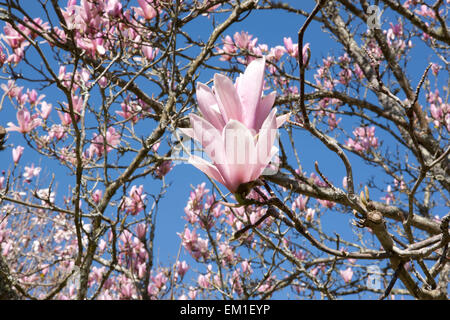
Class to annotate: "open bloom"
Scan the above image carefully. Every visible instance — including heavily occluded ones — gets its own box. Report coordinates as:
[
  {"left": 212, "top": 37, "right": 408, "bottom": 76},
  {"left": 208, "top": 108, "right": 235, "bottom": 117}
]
[
  {"left": 182, "top": 57, "right": 288, "bottom": 193},
  {"left": 183, "top": 108, "right": 280, "bottom": 193},
  {"left": 6, "top": 108, "right": 42, "bottom": 133},
  {"left": 23, "top": 163, "right": 41, "bottom": 181},
  {"left": 195, "top": 57, "right": 288, "bottom": 133}
]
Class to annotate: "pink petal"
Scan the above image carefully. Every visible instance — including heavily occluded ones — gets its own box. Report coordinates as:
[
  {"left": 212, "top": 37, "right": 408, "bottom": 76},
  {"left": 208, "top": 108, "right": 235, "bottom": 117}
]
[
  {"left": 236, "top": 57, "right": 265, "bottom": 129},
  {"left": 189, "top": 114, "right": 228, "bottom": 167},
  {"left": 221, "top": 120, "right": 257, "bottom": 192},
  {"left": 254, "top": 91, "right": 276, "bottom": 130},
  {"left": 276, "top": 112, "right": 290, "bottom": 128},
  {"left": 189, "top": 155, "right": 227, "bottom": 187},
  {"left": 213, "top": 73, "right": 243, "bottom": 123},
  {"left": 6, "top": 122, "right": 20, "bottom": 132},
  {"left": 255, "top": 108, "right": 278, "bottom": 176},
  {"left": 196, "top": 83, "right": 226, "bottom": 130}
]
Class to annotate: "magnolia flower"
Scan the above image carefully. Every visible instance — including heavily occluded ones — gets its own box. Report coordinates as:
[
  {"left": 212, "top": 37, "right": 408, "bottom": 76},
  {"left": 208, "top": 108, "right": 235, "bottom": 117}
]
[
  {"left": 38, "top": 102, "right": 52, "bottom": 120},
  {"left": 135, "top": 223, "right": 147, "bottom": 240},
  {"left": 142, "top": 45, "right": 158, "bottom": 61},
  {"left": 105, "top": 0, "right": 122, "bottom": 17},
  {"left": 23, "top": 163, "right": 41, "bottom": 181},
  {"left": 12, "top": 145, "right": 24, "bottom": 164},
  {"left": 340, "top": 267, "right": 354, "bottom": 283},
  {"left": 137, "top": 0, "right": 157, "bottom": 20},
  {"left": 176, "top": 261, "right": 189, "bottom": 278},
  {"left": 6, "top": 108, "right": 42, "bottom": 133},
  {"left": 92, "top": 189, "right": 103, "bottom": 204},
  {"left": 26, "top": 89, "right": 45, "bottom": 106},
  {"left": 37, "top": 188, "right": 56, "bottom": 205},
  {"left": 183, "top": 58, "right": 287, "bottom": 193},
  {"left": 194, "top": 57, "right": 288, "bottom": 133},
  {"left": 292, "top": 195, "right": 307, "bottom": 212},
  {"left": 184, "top": 109, "right": 279, "bottom": 193}
]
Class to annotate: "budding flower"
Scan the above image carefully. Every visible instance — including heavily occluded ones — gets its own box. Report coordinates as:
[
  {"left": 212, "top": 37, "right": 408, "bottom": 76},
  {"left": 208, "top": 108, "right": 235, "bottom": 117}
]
[{"left": 12, "top": 145, "right": 24, "bottom": 164}]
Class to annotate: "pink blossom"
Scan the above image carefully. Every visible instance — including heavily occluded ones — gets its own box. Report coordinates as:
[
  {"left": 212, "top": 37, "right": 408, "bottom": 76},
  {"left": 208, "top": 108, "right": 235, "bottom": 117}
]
[
  {"left": 135, "top": 223, "right": 147, "bottom": 240},
  {"left": 12, "top": 145, "right": 24, "bottom": 164},
  {"left": 6, "top": 108, "right": 42, "bottom": 133},
  {"left": 1, "top": 81, "right": 22, "bottom": 99},
  {"left": 339, "top": 267, "right": 353, "bottom": 283},
  {"left": 92, "top": 189, "right": 103, "bottom": 204},
  {"left": 181, "top": 58, "right": 288, "bottom": 193},
  {"left": 152, "top": 272, "right": 168, "bottom": 290},
  {"left": 2, "top": 23, "right": 26, "bottom": 49},
  {"left": 415, "top": 5, "right": 436, "bottom": 19},
  {"left": 184, "top": 111, "right": 279, "bottom": 193},
  {"left": 219, "top": 242, "right": 235, "bottom": 266},
  {"left": 431, "top": 63, "right": 441, "bottom": 76},
  {"left": 292, "top": 195, "right": 307, "bottom": 212},
  {"left": 121, "top": 185, "right": 146, "bottom": 215},
  {"left": 178, "top": 228, "right": 209, "bottom": 260},
  {"left": 106, "top": 127, "right": 121, "bottom": 151},
  {"left": 26, "top": 89, "right": 45, "bottom": 107},
  {"left": 381, "top": 185, "right": 395, "bottom": 204},
  {"left": 151, "top": 141, "right": 161, "bottom": 153},
  {"left": 137, "top": 0, "right": 157, "bottom": 20},
  {"left": 218, "top": 35, "right": 236, "bottom": 61},
  {"left": 77, "top": 36, "right": 106, "bottom": 57},
  {"left": 105, "top": 0, "right": 122, "bottom": 17},
  {"left": 346, "top": 126, "right": 379, "bottom": 152},
  {"left": 142, "top": 45, "right": 159, "bottom": 61},
  {"left": 88, "top": 127, "right": 121, "bottom": 158},
  {"left": 327, "top": 113, "right": 341, "bottom": 130},
  {"left": 241, "top": 260, "right": 253, "bottom": 274},
  {"left": 155, "top": 160, "right": 173, "bottom": 179},
  {"left": 116, "top": 100, "right": 141, "bottom": 123},
  {"left": 339, "top": 53, "right": 351, "bottom": 64},
  {"left": 283, "top": 37, "right": 297, "bottom": 57},
  {"left": 38, "top": 102, "right": 52, "bottom": 120},
  {"left": 338, "top": 68, "right": 353, "bottom": 85},
  {"left": 233, "top": 31, "right": 253, "bottom": 49},
  {"left": 302, "top": 43, "right": 310, "bottom": 66},
  {"left": 176, "top": 261, "right": 189, "bottom": 279},
  {"left": 342, "top": 176, "right": 348, "bottom": 190},
  {"left": 197, "top": 274, "right": 210, "bottom": 289},
  {"left": 98, "top": 76, "right": 108, "bottom": 88},
  {"left": 394, "top": 179, "right": 406, "bottom": 191},
  {"left": 268, "top": 45, "right": 286, "bottom": 62},
  {"left": 2, "top": 240, "right": 13, "bottom": 256},
  {"left": 15, "top": 90, "right": 28, "bottom": 106},
  {"left": 23, "top": 163, "right": 41, "bottom": 181},
  {"left": 49, "top": 124, "right": 66, "bottom": 140},
  {"left": 36, "top": 188, "right": 56, "bottom": 205},
  {"left": 192, "top": 58, "right": 286, "bottom": 132}
]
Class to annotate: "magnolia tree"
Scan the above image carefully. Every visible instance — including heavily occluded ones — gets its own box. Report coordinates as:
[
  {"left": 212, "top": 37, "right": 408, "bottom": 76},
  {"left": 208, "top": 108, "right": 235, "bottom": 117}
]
[{"left": 0, "top": 0, "right": 448, "bottom": 300}]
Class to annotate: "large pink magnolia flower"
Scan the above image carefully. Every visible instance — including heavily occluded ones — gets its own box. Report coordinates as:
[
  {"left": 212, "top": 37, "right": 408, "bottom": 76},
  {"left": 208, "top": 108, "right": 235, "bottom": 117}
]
[
  {"left": 182, "top": 57, "right": 288, "bottom": 193},
  {"left": 195, "top": 57, "right": 288, "bottom": 133},
  {"left": 6, "top": 108, "right": 42, "bottom": 133},
  {"left": 183, "top": 108, "right": 280, "bottom": 193}
]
